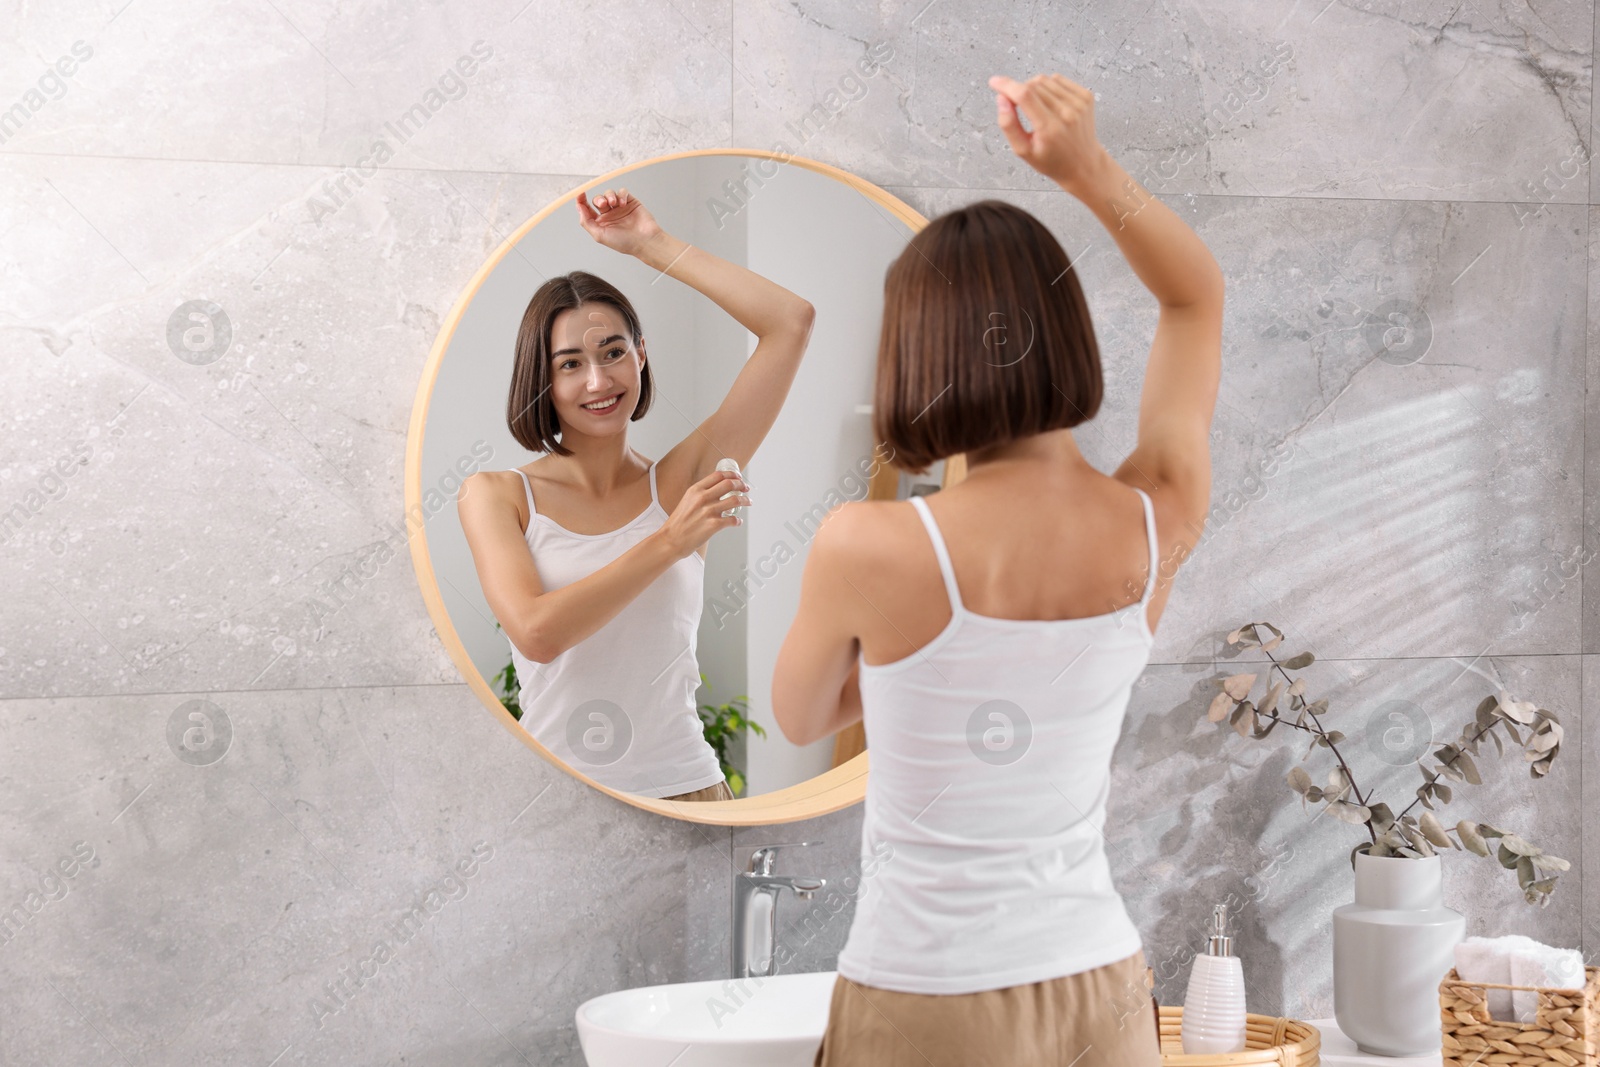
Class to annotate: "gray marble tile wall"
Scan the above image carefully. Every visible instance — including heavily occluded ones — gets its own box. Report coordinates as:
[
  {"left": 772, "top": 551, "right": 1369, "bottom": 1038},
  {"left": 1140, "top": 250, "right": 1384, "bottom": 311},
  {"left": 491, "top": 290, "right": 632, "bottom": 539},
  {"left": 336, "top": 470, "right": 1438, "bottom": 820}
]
[{"left": 2, "top": 1, "right": 1594, "bottom": 1063}]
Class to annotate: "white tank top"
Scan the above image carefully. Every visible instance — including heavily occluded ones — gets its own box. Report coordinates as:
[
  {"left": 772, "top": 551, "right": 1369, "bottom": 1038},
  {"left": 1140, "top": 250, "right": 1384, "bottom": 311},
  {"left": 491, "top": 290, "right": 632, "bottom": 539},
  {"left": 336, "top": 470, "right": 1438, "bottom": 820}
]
[
  {"left": 505, "top": 462, "right": 727, "bottom": 799},
  {"left": 835, "top": 488, "right": 1158, "bottom": 994}
]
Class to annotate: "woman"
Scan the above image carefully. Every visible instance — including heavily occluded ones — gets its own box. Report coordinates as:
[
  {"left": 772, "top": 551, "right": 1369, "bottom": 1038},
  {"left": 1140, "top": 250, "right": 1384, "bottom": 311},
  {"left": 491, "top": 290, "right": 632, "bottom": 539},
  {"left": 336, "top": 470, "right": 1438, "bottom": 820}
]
[
  {"left": 772, "top": 74, "right": 1223, "bottom": 1064},
  {"left": 461, "top": 186, "right": 815, "bottom": 802}
]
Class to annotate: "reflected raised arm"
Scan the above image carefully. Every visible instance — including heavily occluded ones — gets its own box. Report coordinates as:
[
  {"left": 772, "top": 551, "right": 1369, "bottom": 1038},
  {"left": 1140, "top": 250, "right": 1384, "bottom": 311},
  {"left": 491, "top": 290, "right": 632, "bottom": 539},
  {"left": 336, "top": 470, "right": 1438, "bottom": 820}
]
[{"left": 578, "top": 187, "right": 815, "bottom": 484}]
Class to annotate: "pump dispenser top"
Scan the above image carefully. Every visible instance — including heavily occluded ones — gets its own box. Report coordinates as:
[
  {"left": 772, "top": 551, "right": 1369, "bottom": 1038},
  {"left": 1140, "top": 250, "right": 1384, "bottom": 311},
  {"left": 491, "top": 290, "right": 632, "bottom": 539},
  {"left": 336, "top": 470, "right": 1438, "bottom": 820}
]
[{"left": 1205, "top": 904, "right": 1234, "bottom": 956}]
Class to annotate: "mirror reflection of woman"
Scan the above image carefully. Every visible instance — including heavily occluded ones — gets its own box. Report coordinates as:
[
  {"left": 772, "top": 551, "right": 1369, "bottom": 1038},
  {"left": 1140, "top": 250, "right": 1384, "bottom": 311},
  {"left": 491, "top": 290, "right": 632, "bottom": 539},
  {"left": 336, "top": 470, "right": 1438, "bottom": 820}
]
[
  {"left": 460, "top": 187, "right": 815, "bottom": 802},
  {"left": 774, "top": 75, "right": 1223, "bottom": 1064}
]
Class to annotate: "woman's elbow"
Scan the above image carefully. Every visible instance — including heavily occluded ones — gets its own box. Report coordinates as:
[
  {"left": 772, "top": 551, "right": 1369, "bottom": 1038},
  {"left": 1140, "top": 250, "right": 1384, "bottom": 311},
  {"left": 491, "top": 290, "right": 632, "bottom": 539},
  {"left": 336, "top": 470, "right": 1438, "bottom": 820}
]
[
  {"left": 770, "top": 703, "right": 809, "bottom": 747},
  {"left": 511, "top": 613, "right": 555, "bottom": 664},
  {"left": 789, "top": 300, "right": 816, "bottom": 333}
]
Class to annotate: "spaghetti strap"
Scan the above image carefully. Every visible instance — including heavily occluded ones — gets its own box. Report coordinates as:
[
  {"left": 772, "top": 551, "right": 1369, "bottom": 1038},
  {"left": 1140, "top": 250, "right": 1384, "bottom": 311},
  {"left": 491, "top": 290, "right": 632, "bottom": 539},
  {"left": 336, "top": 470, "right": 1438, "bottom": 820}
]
[
  {"left": 648, "top": 462, "right": 660, "bottom": 509},
  {"left": 909, "top": 495, "right": 965, "bottom": 614},
  {"left": 1135, "top": 487, "right": 1158, "bottom": 605},
  {"left": 511, "top": 467, "right": 538, "bottom": 517}
]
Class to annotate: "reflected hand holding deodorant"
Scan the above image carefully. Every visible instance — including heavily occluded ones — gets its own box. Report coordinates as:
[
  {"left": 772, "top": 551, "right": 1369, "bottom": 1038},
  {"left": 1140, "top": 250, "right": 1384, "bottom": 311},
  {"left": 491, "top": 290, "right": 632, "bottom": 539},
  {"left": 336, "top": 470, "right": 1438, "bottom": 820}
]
[{"left": 716, "top": 458, "right": 747, "bottom": 519}]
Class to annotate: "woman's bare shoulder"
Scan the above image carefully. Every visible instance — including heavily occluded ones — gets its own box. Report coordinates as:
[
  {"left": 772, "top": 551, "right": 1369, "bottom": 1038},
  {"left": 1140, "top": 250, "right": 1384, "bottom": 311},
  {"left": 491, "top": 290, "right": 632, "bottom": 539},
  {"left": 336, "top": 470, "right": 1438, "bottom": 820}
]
[
  {"left": 817, "top": 498, "right": 924, "bottom": 567},
  {"left": 459, "top": 465, "right": 533, "bottom": 527}
]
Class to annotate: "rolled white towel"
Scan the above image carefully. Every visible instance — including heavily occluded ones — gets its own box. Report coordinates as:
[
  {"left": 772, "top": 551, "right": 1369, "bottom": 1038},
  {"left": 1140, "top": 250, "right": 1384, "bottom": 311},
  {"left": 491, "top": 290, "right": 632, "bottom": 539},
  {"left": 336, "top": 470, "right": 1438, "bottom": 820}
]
[
  {"left": 1454, "top": 936, "right": 1514, "bottom": 1021},
  {"left": 1505, "top": 937, "right": 1587, "bottom": 1023}
]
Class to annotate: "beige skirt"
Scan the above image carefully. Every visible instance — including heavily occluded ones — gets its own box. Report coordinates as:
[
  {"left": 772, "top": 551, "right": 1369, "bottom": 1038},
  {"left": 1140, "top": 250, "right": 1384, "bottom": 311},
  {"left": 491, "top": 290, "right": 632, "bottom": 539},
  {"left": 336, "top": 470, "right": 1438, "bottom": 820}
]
[
  {"left": 813, "top": 949, "right": 1162, "bottom": 1067},
  {"left": 661, "top": 779, "right": 734, "bottom": 802}
]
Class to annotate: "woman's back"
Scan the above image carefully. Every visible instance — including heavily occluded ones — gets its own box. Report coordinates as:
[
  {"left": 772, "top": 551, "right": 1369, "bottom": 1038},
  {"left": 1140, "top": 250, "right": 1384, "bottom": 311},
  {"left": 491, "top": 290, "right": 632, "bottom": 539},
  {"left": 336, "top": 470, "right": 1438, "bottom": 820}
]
[
  {"left": 851, "top": 461, "right": 1174, "bottom": 666},
  {"left": 833, "top": 461, "right": 1168, "bottom": 995}
]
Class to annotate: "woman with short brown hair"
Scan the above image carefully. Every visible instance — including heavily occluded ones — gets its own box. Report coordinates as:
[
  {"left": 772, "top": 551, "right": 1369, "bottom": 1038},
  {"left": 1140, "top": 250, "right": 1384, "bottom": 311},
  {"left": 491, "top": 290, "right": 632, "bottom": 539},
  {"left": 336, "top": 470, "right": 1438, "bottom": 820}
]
[{"left": 774, "top": 73, "right": 1225, "bottom": 1065}]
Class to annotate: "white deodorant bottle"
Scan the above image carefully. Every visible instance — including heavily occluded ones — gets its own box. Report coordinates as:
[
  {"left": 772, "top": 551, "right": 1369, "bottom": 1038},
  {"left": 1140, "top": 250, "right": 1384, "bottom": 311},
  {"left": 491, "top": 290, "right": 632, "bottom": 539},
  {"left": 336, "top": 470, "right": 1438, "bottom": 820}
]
[
  {"left": 715, "top": 458, "right": 746, "bottom": 519},
  {"left": 1180, "top": 903, "right": 1248, "bottom": 1054}
]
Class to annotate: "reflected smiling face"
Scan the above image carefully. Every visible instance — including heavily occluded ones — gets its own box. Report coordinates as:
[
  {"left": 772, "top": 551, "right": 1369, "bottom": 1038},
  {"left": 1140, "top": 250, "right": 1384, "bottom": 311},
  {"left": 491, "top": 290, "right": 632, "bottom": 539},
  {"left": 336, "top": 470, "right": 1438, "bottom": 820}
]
[{"left": 548, "top": 302, "right": 646, "bottom": 438}]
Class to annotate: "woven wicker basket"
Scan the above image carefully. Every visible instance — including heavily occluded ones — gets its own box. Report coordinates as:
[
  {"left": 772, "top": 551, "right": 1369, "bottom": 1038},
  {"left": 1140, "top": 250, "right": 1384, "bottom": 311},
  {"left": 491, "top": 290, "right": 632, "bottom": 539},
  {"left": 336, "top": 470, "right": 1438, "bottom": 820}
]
[
  {"left": 1156, "top": 1005, "right": 1321, "bottom": 1065},
  {"left": 1439, "top": 964, "right": 1599, "bottom": 1067}
]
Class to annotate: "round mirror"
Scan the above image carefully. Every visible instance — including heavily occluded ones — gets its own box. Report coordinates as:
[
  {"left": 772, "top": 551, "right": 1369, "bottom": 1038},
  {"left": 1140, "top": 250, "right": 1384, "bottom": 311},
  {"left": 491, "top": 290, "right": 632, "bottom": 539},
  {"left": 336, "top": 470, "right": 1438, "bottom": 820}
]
[{"left": 406, "top": 149, "right": 930, "bottom": 824}]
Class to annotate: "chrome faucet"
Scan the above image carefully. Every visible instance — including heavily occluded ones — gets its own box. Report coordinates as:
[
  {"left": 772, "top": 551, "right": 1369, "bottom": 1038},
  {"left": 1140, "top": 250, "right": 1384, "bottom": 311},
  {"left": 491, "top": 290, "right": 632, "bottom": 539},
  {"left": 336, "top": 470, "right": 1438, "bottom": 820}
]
[{"left": 732, "top": 843, "right": 826, "bottom": 978}]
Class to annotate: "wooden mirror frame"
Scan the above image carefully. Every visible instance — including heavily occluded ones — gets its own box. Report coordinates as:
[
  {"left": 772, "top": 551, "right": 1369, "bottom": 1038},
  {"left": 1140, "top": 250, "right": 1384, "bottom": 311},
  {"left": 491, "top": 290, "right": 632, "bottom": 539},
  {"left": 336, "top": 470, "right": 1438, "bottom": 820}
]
[{"left": 406, "top": 147, "right": 943, "bottom": 825}]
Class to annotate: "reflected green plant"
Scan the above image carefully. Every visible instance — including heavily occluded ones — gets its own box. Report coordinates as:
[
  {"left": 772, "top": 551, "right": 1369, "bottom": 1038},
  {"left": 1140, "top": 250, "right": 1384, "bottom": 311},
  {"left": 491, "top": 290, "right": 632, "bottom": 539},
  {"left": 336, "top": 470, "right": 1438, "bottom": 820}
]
[{"left": 697, "top": 673, "right": 765, "bottom": 798}]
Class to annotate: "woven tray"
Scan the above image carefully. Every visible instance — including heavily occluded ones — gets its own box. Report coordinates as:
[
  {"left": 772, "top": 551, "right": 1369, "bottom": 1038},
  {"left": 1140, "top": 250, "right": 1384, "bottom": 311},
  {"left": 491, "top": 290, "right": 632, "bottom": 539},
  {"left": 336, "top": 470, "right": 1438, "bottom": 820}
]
[
  {"left": 1439, "top": 964, "right": 1599, "bottom": 1067},
  {"left": 1156, "top": 1005, "right": 1321, "bottom": 1065}
]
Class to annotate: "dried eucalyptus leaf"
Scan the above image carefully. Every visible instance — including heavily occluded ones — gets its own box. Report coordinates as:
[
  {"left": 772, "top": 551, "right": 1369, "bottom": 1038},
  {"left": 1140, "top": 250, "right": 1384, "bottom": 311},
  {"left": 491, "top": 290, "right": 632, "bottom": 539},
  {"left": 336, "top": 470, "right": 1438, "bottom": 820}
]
[
  {"left": 1288, "top": 677, "right": 1307, "bottom": 698},
  {"left": 1527, "top": 729, "right": 1560, "bottom": 755},
  {"left": 1474, "top": 695, "right": 1498, "bottom": 729},
  {"left": 1325, "top": 730, "right": 1346, "bottom": 745},
  {"left": 1233, "top": 705, "right": 1258, "bottom": 740},
  {"left": 1516, "top": 854, "right": 1535, "bottom": 887},
  {"left": 1305, "top": 786, "right": 1324, "bottom": 802},
  {"left": 1530, "top": 853, "right": 1571, "bottom": 873},
  {"left": 1260, "top": 680, "right": 1285, "bottom": 716},
  {"left": 1419, "top": 812, "right": 1454, "bottom": 848},
  {"left": 1456, "top": 750, "right": 1481, "bottom": 786},
  {"left": 1370, "top": 839, "right": 1392, "bottom": 857},
  {"left": 1368, "top": 802, "right": 1395, "bottom": 832},
  {"left": 1457, "top": 821, "right": 1490, "bottom": 857},
  {"left": 1434, "top": 783, "right": 1452, "bottom": 804},
  {"left": 1222, "top": 673, "right": 1257, "bottom": 701},
  {"left": 1327, "top": 767, "right": 1348, "bottom": 792},
  {"left": 1490, "top": 730, "right": 1504, "bottom": 758},
  {"left": 1499, "top": 833, "right": 1537, "bottom": 856},
  {"left": 1259, "top": 633, "right": 1284, "bottom": 652},
  {"left": 1284, "top": 652, "right": 1315, "bottom": 670},
  {"left": 1326, "top": 801, "right": 1372, "bottom": 825},
  {"left": 1398, "top": 846, "right": 1424, "bottom": 859},
  {"left": 1226, "top": 627, "right": 1245, "bottom": 645},
  {"left": 1207, "top": 691, "right": 1234, "bottom": 723},
  {"left": 1306, "top": 698, "right": 1330, "bottom": 717},
  {"left": 1498, "top": 698, "right": 1537, "bottom": 725},
  {"left": 1496, "top": 841, "right": 1520, "bottom": 870},
  {"left": 1287, "top": 767, "right": 1312, "bottom": 794},
  {"left": 1252, "top": 715, "right": 1278, "bottom": 740}
]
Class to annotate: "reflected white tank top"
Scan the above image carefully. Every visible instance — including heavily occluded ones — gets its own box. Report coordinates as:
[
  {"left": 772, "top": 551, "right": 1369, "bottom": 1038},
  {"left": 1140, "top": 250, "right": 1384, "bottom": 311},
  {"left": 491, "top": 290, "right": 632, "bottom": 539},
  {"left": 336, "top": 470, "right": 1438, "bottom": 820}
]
[
  {"left": 835, "top": 488, "right": 1158, "bottom": 994},
  {"left": 505, "top": 462, "right": 726, "bottom": 799}
]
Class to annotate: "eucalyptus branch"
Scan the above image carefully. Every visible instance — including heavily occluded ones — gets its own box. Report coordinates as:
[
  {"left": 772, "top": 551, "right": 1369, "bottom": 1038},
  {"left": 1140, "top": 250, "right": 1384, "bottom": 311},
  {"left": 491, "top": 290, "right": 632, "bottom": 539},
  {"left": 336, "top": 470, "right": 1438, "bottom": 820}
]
[
  {"left": 1389, "top": 713, "right": 1498, "bottom": 826},
  {"left": 1205, "top": 621, "right": 1570, "bottom": 906},
  {"left": 1262, "top": 645, "right": 1373, "bottom": 812}
]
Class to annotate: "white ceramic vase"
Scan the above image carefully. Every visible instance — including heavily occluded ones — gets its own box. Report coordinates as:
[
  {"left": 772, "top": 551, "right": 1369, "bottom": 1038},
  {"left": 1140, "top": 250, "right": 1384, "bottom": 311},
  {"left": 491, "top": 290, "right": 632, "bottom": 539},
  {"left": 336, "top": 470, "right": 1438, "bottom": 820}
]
[{"left": 1332, "top": 845, "right": 1466, "bottom": 1056}]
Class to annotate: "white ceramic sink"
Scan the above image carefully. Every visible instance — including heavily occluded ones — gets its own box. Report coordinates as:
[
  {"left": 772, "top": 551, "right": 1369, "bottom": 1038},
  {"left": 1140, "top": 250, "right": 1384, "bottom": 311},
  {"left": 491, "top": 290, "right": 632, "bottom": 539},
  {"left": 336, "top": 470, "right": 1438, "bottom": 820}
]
[{"left": 576, "top": 969, "right": 837, "bottom": 1067}]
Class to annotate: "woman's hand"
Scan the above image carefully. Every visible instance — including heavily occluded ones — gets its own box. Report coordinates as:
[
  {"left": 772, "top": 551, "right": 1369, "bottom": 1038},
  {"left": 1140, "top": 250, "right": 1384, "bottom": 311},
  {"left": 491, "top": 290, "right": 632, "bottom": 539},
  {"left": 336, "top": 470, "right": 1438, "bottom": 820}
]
[
  {"left": 988, "top": 73, "right": 1110, "bottom": 195},
  {"left": 576, "top": 187, "right": 664, "bottom": 258},
  {"left": 653, "top": 468, "right": 751, "bottom": 561}
]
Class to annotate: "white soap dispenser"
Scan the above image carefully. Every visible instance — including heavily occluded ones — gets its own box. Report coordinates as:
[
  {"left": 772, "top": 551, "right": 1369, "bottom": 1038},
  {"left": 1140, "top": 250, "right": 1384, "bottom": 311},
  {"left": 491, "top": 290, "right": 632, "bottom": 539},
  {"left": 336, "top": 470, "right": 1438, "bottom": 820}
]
[{"left": 1180, "top": 903, "right": 1248, "bottom": 1054}]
